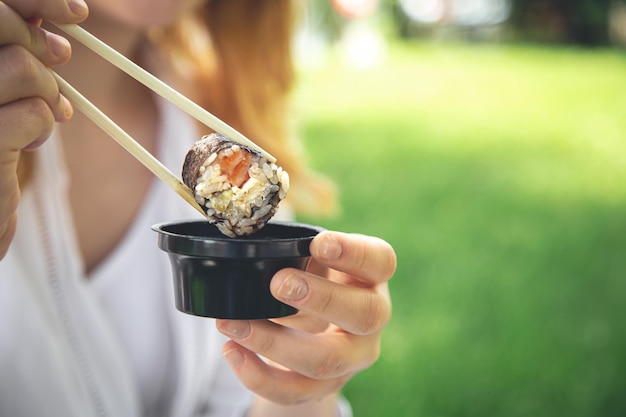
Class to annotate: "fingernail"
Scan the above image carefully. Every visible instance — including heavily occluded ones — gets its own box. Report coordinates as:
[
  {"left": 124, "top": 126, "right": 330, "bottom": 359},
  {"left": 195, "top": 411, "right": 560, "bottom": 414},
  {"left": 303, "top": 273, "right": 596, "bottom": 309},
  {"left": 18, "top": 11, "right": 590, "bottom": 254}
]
[
  {"left": 223, "top": 348, "right": 245, "bottom": 369},
  {"left": 318, "top": 234, "right": 342, "bottom": 260},
  {"left": 277, "top": 273, "right": 308, "bottom": 301},
  {"left": 218, "top": 320, "right": 250, "bottom": 339},
  {"left": 62, "top": 96, "right": 74, "bottom": 119},
  {"left": 68, "top": 0, "right": 89, "bottom": 16}
]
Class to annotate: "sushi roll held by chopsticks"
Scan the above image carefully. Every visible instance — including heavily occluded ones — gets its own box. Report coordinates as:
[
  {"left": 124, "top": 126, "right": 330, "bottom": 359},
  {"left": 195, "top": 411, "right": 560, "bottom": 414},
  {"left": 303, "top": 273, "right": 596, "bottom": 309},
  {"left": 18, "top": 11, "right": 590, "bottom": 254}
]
[{"left": 182, "top": 133, "right": 289, "bottom": 237}]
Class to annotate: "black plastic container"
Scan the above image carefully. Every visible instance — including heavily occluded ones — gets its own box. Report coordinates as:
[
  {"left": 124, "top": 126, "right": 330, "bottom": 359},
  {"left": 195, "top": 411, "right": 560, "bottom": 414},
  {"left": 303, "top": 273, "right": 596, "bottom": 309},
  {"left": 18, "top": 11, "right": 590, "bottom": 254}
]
[{"left": 152, "top": 220, "right": 324, "bottom": 319}]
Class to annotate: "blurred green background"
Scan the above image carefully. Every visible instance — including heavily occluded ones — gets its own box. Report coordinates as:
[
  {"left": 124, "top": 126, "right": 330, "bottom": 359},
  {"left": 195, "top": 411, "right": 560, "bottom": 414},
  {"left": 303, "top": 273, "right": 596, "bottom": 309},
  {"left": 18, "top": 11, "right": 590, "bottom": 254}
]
[{"left": 293, "top": 1, "right": 626, "bottom": 416}]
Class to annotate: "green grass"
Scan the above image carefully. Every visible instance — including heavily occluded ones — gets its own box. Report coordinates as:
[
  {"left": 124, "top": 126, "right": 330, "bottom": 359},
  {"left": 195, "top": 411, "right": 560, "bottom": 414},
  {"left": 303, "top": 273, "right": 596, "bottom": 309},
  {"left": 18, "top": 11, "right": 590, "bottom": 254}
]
[{"left": 294, "top": 41, "right": 626, "bottom": 417}]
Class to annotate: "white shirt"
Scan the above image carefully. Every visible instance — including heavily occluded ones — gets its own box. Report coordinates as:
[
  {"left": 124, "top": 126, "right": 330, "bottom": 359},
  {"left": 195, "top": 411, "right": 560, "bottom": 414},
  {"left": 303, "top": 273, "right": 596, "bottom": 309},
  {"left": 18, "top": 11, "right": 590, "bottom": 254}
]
[{"left": 0, "top": 97, "right": 255, "bottom": 417}]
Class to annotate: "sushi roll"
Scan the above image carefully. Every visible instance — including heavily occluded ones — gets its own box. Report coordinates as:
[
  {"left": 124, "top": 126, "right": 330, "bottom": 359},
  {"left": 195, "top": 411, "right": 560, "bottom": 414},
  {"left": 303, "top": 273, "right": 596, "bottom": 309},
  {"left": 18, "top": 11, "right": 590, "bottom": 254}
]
[{"left": 182, "top": 133, "right": 289, "bottom": 237}]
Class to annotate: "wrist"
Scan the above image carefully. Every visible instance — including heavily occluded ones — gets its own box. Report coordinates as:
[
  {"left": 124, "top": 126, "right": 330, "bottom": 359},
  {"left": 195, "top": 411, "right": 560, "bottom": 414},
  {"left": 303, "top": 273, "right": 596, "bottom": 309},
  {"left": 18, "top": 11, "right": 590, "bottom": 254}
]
[{"left": 247, "top": 392, "right": 343, "bottom": 417}]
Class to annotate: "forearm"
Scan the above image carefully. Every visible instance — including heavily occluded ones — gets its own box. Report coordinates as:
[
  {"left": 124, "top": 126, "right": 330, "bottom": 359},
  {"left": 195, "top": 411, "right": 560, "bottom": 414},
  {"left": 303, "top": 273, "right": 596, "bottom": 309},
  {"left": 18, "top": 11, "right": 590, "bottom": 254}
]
[{"left": 247, "top": 393, "right": 341, "bottom": 417}]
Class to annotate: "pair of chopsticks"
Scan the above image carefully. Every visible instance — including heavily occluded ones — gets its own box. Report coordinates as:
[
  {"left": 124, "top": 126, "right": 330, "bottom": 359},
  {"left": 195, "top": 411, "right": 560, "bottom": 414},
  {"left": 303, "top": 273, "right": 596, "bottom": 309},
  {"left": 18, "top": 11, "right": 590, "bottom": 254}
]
[{"left": 51, "top": 23, "right": 275, "bottom": 216}]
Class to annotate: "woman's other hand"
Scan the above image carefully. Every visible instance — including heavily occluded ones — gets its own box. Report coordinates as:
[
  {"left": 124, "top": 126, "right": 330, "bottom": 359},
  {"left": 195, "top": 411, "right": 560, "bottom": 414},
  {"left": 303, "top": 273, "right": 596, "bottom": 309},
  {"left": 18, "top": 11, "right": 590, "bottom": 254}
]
[{"left": 217, "top": 230, "right": 396, "bottom": 411}]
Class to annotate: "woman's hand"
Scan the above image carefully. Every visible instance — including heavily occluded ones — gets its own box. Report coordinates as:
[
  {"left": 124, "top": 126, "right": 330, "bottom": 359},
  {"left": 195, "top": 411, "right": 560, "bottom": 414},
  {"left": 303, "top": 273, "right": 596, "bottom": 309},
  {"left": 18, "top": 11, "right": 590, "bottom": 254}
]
[
  {"left": 216, "top": 230, "right": 396, "bottom": 411},
  {"left": 0, "top": 0, "right": 87, "bottom": 259}
]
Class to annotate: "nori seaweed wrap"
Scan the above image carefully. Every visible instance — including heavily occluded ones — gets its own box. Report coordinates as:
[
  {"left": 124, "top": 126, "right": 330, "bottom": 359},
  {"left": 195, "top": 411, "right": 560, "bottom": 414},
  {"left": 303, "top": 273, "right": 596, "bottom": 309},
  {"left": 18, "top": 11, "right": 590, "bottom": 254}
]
[{"left": 182, "top": 133, "right": 289, "bottom": 237}]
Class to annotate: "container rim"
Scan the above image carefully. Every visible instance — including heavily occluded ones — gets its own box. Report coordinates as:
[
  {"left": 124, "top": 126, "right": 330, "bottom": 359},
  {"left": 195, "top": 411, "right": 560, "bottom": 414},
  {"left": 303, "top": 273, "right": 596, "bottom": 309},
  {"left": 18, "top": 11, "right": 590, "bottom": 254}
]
[{"left": 151, "top": 220, "right": 325, "bottom": 258}]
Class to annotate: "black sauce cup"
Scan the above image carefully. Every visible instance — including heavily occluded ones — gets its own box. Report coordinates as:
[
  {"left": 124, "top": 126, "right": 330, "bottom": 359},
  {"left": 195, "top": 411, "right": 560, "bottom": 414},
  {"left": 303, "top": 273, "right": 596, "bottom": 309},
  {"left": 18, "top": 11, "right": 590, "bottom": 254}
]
[{"left": 152, "top": 220, "right": 324, "bottom": 319}]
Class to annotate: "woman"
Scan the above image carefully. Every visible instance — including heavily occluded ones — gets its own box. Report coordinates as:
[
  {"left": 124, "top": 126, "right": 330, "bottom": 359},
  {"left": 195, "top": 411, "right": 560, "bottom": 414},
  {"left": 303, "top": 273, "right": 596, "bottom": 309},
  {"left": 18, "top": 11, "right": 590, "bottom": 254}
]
[{"left": 0, "top": 1, "right": 396, "bottom": 416}]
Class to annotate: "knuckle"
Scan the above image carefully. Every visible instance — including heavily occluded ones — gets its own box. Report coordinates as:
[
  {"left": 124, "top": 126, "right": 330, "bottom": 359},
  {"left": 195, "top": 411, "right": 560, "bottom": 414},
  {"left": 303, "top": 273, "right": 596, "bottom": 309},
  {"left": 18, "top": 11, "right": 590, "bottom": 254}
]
[
  {"left": 256, "top": 334, "right": 278, "bottom": 357},
  {"left": 25, "top": 97, "right": 55, "bottom": 125},
  {"left": 24, "top": 23, "right": 44, "bottom": 52},
  {"left": 0, "top": 98, "right": 54, "bottom": 151},
  {"left": 354, "top": 291, "right": 389, "bottom": 335},
  {"left": 310, "top": 349, "right": 344, "bottom": 380},
  {"left": 316, "top": 284, "right": 336, "bottom": 316},
  {"left": 9, "top": 98, "right": 55, "bottom": 146},
  {"left": 352, "top": 236, "right": 368, "bottom": 271},
  {"left": 3, "top": 45, "right": 40, "bottom": 83}
]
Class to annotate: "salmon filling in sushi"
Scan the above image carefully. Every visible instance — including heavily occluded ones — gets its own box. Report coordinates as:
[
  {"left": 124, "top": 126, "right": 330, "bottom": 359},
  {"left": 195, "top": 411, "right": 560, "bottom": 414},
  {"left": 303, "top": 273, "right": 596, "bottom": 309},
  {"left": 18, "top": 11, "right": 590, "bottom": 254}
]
[{"left": 182, "top": 133, "right": 289, "bottom": 237}]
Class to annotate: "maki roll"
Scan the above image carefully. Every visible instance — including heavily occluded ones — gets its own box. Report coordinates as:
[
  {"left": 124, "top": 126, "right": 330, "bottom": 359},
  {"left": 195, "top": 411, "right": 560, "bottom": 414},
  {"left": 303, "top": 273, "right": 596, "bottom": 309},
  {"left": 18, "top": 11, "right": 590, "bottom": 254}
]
[{"left": 182, "top": 133, "right": 289, "bottom": 237}]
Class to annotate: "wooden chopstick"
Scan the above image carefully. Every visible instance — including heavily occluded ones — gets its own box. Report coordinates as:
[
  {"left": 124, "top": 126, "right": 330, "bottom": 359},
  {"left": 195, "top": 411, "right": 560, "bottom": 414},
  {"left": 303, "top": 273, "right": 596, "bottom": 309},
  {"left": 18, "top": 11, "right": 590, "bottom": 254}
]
[
  {"left": 52, "top": 22, "right": 276, "bottom": 163},
  {"left": 52, "top": 71, "right": 206, "bottom": 216}
]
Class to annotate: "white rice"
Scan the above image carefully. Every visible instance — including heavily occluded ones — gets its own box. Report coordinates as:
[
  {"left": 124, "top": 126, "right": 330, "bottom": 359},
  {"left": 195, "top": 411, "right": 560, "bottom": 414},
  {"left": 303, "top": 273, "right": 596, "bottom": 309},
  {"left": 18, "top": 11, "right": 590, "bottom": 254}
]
[{"left": 193, "top": 148, "right": 290, "bottom": 237}]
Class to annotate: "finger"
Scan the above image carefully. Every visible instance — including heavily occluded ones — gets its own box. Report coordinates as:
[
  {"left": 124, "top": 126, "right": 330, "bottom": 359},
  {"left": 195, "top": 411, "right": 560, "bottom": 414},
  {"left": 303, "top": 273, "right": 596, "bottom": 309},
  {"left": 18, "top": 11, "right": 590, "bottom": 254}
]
[
  {"left": 0, "top": 97, "right": 56, "bottom": 152},
  {"left": 216, "top": 319, "right": 378, "bottom": 380},
  {"left": 271, "top": 268, "right": 392, "bottom": 335},
  {"left": 271, "top": 311, "right": 330, "bottom": 334},
  {"left": 0, "top": 147, "right": 21, "bottom": 262},
  {"left": 310, "top": 231, "right": 397, "bottom": 285},
  {"left": 0, "top": 200, "right": 18, "bottom": 260},
  {"left": 0, "top": 45, "right": 72, "bottom": 124},
  {"left": 3, "top": 0, "right": 88, "bottom": 22},
  {"left": 0, "top": 4, "right": 72, "bottom": 66},
  {"left": 221, "top": 340, "right": 350, "bottom": 406}
]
